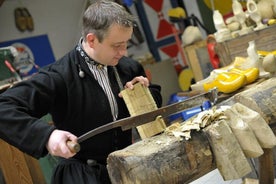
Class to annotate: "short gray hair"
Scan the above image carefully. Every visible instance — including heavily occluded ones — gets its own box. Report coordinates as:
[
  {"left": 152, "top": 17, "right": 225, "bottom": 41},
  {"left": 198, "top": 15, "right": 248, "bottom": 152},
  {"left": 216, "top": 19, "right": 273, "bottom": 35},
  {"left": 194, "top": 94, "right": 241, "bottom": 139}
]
[{"left": 82, "top": 0, "right": 135, "bottom": 42}]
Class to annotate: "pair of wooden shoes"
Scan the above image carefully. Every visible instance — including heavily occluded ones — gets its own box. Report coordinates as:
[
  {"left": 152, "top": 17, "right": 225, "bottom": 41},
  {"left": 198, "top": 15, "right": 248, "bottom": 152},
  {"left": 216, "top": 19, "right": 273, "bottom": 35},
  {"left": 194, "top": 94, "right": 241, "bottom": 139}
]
[{"left": 14, "top": 7, "right": 34, "bottom": 32}]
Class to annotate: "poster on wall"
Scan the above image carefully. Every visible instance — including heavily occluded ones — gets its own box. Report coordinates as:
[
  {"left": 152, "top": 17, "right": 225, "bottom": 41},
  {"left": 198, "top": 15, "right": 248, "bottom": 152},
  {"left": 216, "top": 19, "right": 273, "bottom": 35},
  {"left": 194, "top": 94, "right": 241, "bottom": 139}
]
[{"left": 0, "top": 34, "right": 55, "bottom": 79}]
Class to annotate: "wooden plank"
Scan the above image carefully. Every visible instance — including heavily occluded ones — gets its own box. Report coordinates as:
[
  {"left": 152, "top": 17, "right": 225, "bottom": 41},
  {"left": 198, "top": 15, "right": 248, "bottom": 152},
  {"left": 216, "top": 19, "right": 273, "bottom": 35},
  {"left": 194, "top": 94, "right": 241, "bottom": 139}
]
[
  {"left": 121, "top": 83, "right": 166, "bottom": 139},
  {"left": 183, "top": 41, "right": 206, "bottom": 82},
  {"left": 0, "top": 139, "right": 46, "bottom": 184},
  {"left": 24, "top": 154, "right": 47, "bottom": 184},
  {"left": 0, "top": 139, "right": 33, "bottom": 183}
]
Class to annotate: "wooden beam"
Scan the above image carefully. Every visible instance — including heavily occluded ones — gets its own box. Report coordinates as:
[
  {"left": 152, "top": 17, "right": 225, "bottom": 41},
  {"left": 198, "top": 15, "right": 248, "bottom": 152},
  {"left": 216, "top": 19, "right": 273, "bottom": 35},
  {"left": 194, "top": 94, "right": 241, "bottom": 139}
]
[{"left": 107, "top": 131, "right": 215, "bottom": 184}]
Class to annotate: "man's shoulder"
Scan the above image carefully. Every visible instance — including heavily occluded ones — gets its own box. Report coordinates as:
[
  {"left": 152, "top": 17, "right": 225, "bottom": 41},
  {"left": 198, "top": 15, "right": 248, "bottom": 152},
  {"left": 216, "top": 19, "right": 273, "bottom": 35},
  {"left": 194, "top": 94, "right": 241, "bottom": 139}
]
[
  {"left": 56, "top": 48, "right": 78, "bottom": 63},
  {"left": 41, "top": 48, "right": 77, "bottom": 75}
]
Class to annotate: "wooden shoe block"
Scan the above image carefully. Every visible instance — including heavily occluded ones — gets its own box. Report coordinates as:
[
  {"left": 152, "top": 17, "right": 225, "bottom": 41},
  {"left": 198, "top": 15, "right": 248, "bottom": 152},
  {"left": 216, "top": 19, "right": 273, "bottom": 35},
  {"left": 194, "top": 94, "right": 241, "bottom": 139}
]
[{"left": 121, "top": 83, "right": 166, "bottom": 139}]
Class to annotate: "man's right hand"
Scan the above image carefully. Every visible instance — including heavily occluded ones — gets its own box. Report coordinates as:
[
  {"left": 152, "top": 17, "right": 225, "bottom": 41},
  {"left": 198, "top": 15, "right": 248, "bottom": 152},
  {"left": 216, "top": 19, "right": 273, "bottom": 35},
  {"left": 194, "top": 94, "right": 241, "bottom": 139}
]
[{"left": 46, "top": 129, "right": 78, "bottom": 158}]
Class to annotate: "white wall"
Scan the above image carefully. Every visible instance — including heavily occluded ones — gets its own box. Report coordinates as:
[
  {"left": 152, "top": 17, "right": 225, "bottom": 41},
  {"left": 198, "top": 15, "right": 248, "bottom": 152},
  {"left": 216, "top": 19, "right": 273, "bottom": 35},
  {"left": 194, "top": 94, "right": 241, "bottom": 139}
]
[{"left": 0, "top": 0, "right": 87, "bottom": 59}]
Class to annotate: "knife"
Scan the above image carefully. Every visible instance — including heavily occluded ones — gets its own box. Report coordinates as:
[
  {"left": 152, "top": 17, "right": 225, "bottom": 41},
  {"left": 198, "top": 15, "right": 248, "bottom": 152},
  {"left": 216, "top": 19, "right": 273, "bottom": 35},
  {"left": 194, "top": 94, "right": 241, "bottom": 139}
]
[{"left": 67, "top": 88, "right": 218, "bottom": 153}]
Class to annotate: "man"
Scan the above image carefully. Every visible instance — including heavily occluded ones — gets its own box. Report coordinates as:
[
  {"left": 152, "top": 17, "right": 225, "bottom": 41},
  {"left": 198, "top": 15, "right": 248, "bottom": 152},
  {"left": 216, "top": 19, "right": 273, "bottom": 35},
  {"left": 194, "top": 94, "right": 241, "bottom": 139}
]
[{"left": 0, "top": 1, "right": 162, "bottom": 183}]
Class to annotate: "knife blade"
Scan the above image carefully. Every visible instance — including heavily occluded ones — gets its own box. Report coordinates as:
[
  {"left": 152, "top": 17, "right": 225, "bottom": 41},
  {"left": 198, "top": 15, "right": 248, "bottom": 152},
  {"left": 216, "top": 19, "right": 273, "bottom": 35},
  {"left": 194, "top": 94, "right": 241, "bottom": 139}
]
[{"left": 67, "top": 88, "right": 218, "bottom": 152}]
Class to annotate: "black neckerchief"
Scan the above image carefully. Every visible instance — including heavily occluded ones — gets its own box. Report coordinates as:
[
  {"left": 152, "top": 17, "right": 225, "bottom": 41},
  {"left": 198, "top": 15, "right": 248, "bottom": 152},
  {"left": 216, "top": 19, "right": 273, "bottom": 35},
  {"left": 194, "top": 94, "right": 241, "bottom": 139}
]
[
  {"left": 76, "top": 38, "right": 105, "bottom": 68},
  {"left": 76, "top": 38, "right": 124, "bottom": 90}
]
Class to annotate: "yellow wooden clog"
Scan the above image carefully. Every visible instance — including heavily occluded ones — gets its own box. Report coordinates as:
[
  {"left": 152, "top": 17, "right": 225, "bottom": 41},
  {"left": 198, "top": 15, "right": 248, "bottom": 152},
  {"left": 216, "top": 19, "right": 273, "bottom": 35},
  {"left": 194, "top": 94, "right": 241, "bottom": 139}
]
[{"left": 203, "top": 72, "right": 246, "bottom": 93}]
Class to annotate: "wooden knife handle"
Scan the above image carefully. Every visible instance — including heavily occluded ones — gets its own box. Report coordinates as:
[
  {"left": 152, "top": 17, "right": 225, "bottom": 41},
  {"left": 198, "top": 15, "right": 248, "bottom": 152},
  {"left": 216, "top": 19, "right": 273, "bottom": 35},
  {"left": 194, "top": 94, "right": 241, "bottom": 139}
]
[{"left": 67, "top": 140, "right": 81, "bottom": 153}]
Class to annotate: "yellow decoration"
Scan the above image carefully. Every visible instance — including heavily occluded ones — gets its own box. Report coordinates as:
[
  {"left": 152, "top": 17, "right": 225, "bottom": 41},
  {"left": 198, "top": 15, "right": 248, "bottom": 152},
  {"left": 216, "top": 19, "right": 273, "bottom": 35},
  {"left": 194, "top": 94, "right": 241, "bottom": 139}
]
[
  {"left": 178, "top": 68, "right": 194, "bottom": 91},
  {"left": 168, "top": 7, "right": 186, "bottom": 19},
  {"left": 203, "top": 0, "right": 246, "bottom": 15}
]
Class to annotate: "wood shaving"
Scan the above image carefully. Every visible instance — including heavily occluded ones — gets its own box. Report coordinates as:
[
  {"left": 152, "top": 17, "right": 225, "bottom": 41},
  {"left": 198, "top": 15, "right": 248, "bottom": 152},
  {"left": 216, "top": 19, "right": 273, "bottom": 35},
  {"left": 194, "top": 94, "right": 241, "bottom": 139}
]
[
  {"left": 181, "top": 122, "right": 200, "bottom": 132},
  {"left": 155, "top": 140, "right": 163, "bottom": 145},
  {"left": 165, "top": 106, "right": 230, "bottom": 140}
]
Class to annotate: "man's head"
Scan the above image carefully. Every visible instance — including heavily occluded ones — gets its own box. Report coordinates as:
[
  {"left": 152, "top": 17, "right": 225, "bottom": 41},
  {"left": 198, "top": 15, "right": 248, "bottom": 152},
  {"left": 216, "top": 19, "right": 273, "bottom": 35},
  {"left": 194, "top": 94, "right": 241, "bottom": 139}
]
[
  {"left": 82, "top": 0, "right": 135, "bottom": 42},
  {"left": 81, "top": 0, "right": 135, "bottom": 66}
]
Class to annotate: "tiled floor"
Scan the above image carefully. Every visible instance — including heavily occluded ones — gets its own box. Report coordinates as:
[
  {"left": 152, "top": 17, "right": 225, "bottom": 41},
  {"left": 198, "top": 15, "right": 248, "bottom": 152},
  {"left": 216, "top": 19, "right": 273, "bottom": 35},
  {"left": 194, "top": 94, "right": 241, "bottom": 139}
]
[{"left": 190, "top": 169, "right": 242, "bottom": 184}]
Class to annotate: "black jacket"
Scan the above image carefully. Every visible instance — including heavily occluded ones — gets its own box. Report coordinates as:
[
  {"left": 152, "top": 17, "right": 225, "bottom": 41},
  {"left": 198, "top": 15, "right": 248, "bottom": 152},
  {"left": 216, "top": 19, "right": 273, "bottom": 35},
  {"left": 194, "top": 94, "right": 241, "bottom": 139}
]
[{"left": 0, "top": 47, "right": 162, "bottom": 163}]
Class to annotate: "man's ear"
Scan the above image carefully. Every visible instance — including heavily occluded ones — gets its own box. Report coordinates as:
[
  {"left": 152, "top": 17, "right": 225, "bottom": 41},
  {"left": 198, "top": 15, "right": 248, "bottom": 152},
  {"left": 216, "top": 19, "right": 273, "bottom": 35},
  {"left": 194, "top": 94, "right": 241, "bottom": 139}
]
[{"left": 86, "top": 33, "right": 96, "bottom": 48}]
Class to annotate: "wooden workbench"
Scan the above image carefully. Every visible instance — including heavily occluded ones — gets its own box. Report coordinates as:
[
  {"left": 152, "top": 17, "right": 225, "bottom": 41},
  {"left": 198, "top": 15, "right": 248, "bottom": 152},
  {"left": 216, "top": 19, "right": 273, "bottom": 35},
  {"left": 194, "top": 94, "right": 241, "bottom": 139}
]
[{"left": 107, "top": 77, "right": 276, "bottom": 184}]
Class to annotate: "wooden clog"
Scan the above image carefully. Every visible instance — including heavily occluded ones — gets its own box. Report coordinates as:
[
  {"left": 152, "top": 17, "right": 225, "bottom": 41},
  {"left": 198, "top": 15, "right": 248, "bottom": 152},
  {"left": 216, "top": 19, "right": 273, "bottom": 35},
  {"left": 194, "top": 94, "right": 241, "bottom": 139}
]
[
  {"left": 14, "top": 7, "right": 26, "bottom": 32},
  {"left": 21, "top": 8, "right": 34, "bottom": 31}
]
